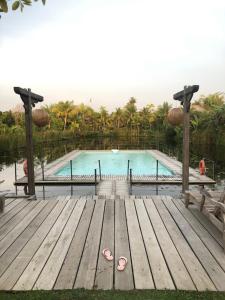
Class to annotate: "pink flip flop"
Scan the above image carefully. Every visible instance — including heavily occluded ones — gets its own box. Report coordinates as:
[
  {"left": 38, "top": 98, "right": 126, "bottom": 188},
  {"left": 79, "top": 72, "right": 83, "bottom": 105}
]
[
  {"left": 102, "top": 248, "right": 113, "bottom": 261},
  {"left": 117, "top": 256, "right": 128, "bottom": 271}
]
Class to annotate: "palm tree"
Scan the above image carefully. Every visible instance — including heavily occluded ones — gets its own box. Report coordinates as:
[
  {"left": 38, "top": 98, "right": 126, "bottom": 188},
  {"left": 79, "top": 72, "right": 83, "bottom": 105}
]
[{"left": 52, "top": 101, "right": 74, "bottom": 130}]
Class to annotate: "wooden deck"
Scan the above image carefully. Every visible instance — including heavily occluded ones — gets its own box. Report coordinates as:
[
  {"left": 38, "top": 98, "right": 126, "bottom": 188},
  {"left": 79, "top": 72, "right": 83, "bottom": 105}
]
[{"left": 0, "top": 195, "right": 225, "bottom": 291}]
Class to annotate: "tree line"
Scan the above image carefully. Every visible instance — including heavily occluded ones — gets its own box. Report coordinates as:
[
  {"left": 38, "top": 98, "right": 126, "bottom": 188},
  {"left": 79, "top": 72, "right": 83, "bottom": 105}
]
[{"left": 0, "top": 94, "right": 224, "bottom": 148}]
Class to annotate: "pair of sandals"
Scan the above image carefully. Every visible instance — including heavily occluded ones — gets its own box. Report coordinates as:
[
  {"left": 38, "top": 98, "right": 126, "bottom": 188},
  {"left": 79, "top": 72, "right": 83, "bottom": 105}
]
[{"left": 102, "top": 248, "right": 127, "bottom": 271}]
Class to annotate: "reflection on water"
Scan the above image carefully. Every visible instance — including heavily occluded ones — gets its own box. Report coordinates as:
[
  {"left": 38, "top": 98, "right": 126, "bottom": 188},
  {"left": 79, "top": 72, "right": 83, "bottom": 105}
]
[{"left": 0, "top": 136, "right": 224, "bottom": 197}]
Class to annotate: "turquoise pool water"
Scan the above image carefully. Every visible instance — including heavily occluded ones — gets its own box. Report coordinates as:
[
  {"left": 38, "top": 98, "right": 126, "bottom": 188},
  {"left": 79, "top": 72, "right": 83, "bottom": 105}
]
[{"left": 55, "top": 151, "right": 174, "bottom": 176}]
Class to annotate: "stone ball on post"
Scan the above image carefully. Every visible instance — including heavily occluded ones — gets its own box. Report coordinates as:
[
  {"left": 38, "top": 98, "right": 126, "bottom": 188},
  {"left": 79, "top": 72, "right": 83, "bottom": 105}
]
[
  {"left": 167, "top": 107, "right": 184, "bottom": 126},
  {"left": 32, "top": 109, "right": 49, "bottom": 127}
]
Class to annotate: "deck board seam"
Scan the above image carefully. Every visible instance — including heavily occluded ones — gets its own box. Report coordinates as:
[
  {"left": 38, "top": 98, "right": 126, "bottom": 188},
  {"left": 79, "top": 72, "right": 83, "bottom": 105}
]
[
  {"left": 30, "top": 197, "right": 78, "bottom": 290},
  {"left": 171, "top": 198, "right": 225, "bottom": 272},
  {"left": 0, "top": 200, "right": 59, "bottom": 278}
]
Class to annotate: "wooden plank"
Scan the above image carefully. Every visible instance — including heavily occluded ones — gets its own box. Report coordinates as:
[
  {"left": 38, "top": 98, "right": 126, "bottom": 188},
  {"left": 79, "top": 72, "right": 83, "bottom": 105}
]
[
  {"left": 4, "top": 198, "right": 15, "bottom": 207},
  {"left": 173, "top": 199, "right": 225, "bottom": 272},
  {"left": 135, "top": 198, "right": 175, "bottom": 290},
  {"left": 0, "top": 198, "right": 24, "bottom": 217},
  {"left": 0, "top": 200, "right": 57, "bottom": 277},
  {"left": 144, "top": 197, "right": 195, "bottom": 290},
  {"left": 0, "top": 200, "right": 39, "bottom": 242},
  {"left": 125, "top": 198, "right": 154, "bottom": 289},
  {"left": 54, "top": 200, "right": 95, "bottom": 290},
  {"left": 0, "top": 201, "right": 48, "bottom": 257},
  {"left": 0, "top": 199, "right": 68, "bottom": 290},
  {"left": 95, "top": 199, "right": 114, "bottom": 290},
  {"left": 33, "top": 198, "right": 86, "bottom": 290},
  {"left": 189, "top": 206, "right": 223, "bottom": 247},
  {"left": 114, "top": 199, "right": 134, "bottom": 290},
  {"left": 74, "top": 199, "right": 105, "bottom": 289},
  {"left": 165, "top": 197, "right": 225, "bottom": 291},
  {"left": 0, "top": 200, "right": 29, "bottom": 230},
  {"left": 153, "top": 196, "right": 215, "bottom": 291},
  {"left": 13, "top": 198, "right": 77, "bottom": 290}
]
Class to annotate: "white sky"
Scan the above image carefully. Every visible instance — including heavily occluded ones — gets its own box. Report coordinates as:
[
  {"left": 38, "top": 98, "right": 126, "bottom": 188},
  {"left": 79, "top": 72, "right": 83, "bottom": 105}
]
[{"left": 0, "top": 0, "right": 225, "bottom": 111}]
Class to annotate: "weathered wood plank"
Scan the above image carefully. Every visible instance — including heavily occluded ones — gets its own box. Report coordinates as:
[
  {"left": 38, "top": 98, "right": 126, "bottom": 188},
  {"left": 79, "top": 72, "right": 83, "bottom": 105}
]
[
  {"left": 154, "top": 196, "right": 215, "bottom": 291},
  {"left": 0, "top": 201, "right": 39, "bottom": 243},
  {"left": 144, "top": 197, "right": 195, "bottom": 290},
  {"left": 54, "top": 200, "right": 95, "bottom": 290},
  {"left": 0, "top": 200, "right": 57, "bottom": 277},
  {"left": 74, "top": 199, "right": 105, "bottom": 289},
  {"left": 114, "top": 199, "right": 134, "bottom": 290},
  {"left": 4, "top": 198, "right": 15, "bottom": 207},
  {"left": 173, "top": 198, "right": 225, "bottom": 272},
  {"left": 0, "top": 200, "right": 30, "bottom": 230},
  {"left": 13, "top": 198, "right": 77, "bottom": 290},
  {"left": 33, "top": 198, "right": 86, "bottom": 290},
  {"left": 95, "top": 199, "right": 114, "bottom": 290},
  {"left": 166, "top": 197, "right": 225, "bottom": 291},
  {"left": 135, "top": 198, "right": 175, "bottom": 290},
  {"left": 0, "top": 201, "right": 48, "bottom": 257},
  {"left": 0, "top": 199, "right": 24, "bottom": 220},
  {"left": 125, "top": 198, "right": 154, "bottom": 289},
  {"left": 0, "top": 199, "right": 68, "bottom": 290},
  {"left": 189, "top": 205, "right": 223, "bottom": 247}
]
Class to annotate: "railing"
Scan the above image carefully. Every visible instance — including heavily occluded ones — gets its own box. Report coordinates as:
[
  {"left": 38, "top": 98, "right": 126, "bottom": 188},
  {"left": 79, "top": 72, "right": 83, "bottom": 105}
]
[
  {"left": 156, "top": 160, "right": 159, "bottom": 181},
  {"left": 94, "top": 168, "right": 97, "bottom": 195},
  {"left": 127, "top": 160, "right": 130, "bottom": 181},
  {"left": 98, "top": 160, "right": 102, "bottom": 181},
  {"left": 129, "top": 168, "right": 132, "bottom": 195}
]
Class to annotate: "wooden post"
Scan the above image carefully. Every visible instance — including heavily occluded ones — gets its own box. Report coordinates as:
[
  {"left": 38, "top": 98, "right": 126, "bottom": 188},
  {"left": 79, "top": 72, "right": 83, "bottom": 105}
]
[
  {"left": 41, "top": 160, "right": 45, "bottom": 181},
  {"left": 173, "top": 85, "right": 199, "bottom": 202},
  {"left": 14, "top": 87, "right": 44, "bottom": 198},
  {"left": 182, "top": 86, "right": 190, "bottom": 195},
  {"left": 14, "top": 161, "right": 18, "bottom": 195},
  {"left": 24, "top": 89, "right": 35, "bottom": 196}
]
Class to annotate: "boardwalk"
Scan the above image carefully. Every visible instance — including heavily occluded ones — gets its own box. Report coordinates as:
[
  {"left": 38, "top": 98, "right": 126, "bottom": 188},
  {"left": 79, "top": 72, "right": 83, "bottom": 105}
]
[{"left": 0, "top": 195, "right": 224, "bottom": 291}]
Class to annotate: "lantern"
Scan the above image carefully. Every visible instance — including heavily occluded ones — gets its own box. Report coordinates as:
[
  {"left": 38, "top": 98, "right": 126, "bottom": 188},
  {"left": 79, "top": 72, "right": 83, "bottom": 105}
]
[
  {"left": 167, "top": 108, "right": 183, "bottom": 126},
  {"left": 32, "top": 109, "right": 49, "bottom": 127}
]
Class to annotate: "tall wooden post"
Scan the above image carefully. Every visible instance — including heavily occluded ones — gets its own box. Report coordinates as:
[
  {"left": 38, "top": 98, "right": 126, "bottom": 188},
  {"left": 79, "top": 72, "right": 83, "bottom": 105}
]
[
  {"left": 24, "top": 89, "right": 35, "bottom": 195},
  {"left": 173, "top": 85, "right": 199, "bottom": 201},
  {"left": 14, "top": 87, "right": 44, "bottom": 197},
  {"left": 182, "top": 86, "right": 190, "bottom": 194}
]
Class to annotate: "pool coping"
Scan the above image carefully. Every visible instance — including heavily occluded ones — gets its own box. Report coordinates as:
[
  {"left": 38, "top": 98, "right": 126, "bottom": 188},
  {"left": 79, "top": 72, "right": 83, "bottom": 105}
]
[{"left": 14, "top": 149, "right": 216, "bottom": 186}]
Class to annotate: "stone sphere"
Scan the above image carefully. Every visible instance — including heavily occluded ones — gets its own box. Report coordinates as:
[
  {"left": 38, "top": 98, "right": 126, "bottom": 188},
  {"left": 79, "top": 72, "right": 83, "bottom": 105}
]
[
  {"left": 32, "top": 109, "right": 49, "bottom": 127},
  {"left": 167, "top": 108, "right": 184, "bottom": 126}
]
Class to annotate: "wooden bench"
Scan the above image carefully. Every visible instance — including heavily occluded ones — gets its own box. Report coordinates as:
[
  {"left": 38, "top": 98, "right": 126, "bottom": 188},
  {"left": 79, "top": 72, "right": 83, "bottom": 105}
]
[{"left": 185, "top": 188, "right": 225, "bottom": 251}]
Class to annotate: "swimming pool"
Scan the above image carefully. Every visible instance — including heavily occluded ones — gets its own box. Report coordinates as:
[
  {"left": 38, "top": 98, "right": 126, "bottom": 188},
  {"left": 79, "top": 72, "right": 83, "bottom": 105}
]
[{"left": 55, "top": 151, "right": 174, "bottom": 176}]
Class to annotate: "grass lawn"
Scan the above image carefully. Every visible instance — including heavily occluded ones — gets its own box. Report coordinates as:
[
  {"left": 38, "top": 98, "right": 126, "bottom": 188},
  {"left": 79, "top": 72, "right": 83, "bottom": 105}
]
[{"left": 0, "top": 290, "right": 225, "bottom": 300}]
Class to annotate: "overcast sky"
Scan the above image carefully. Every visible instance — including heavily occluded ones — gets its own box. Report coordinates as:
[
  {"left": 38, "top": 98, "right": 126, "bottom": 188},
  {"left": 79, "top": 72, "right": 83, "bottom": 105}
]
[{"left": 0, "top": 0, "right": 225, "bottom": 111}]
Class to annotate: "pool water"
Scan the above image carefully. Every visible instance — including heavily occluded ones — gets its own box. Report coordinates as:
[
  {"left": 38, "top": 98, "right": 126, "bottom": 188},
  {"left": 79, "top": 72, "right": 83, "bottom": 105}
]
[{"left": 55, "top": 151, "right": 174, "bottom": 176}]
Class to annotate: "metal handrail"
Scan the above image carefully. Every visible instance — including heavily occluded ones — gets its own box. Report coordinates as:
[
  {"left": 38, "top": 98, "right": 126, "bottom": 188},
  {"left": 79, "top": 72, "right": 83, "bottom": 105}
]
[
  {"left": 156, "top": 160, "right": 159, "bottom": 181},
  {"left": 70, "top": 160, "right": 73, "bottom": 180},
  {"left": 98, "top": 160, "right": 102, "bottom": 181},
  {"left": 129, "top": 168, "right": 132, "bottom": 195},
  {"left": 94, "top": 169, "right": 97, "bottom": 195},
  {"left": 127, "top": 160, "right": 130, "bottom": 181}
]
